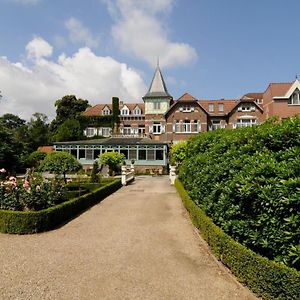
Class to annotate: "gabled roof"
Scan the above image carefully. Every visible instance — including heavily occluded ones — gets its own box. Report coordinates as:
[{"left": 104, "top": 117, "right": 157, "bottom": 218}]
[
  {"left": 82, "top": 103, "right": 145, "bottom": 116},
  {"left": 243, "top": 92, "right": 264, "bottom": 100},
  {"left": 82, "top": 104, "right": 112, "bottom": 116},
  {"left": 143, "top": 65, "right": 172, "bottom": 98},
  {"left": 177, "top": 92, "right": 198, "bottom": 102},
  {"left": 199, "top": 99, "right": 238, "bottom": 115},
  {"left": 266, "top": 82, "right": 293, "bottom": 98}
]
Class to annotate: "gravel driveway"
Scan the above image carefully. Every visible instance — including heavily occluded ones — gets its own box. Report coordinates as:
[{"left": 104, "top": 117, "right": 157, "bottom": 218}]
[{"left": 0, "top": 176, "right": 257, "bottom": 300}]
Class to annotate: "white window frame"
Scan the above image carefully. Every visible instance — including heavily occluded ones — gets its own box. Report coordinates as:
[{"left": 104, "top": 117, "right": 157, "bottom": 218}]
[
  {"left": 182, "top": 120, "right": 192, "bottom": 133},
  {"left": 208, "top": 103, "right": 214, "bottom": 112},
  {"left": 234, "top": 118, "right": 257, "bottom": 129},
  {"left": 288, "top": 90, "right": 300, "bottom": 105},
  {"left": 133, "top": 107, "right": 141, "bottom": 115},
  {"left": 85, "top": 127, "right": 96, "bottom": 137},
  {"left": 153, "top": 123, "right": 161, "bottom": 134},
  {"left": 218, "top": 103, "right": 224, "bottom": 112},
  {"left": 100, "top": 127, "right": 112, "bottom": 137},
  {"left": 102, "top": 107, "right": 111, "bottom": 115},
  {"left": 121, "top": 107, "right": 130, "bottom": 115},
  {"left": 153, "top": 102, "right": 161, "bottom": 110}
]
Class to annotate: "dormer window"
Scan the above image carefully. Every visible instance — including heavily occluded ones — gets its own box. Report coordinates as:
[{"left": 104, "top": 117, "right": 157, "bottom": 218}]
[
  {"left": 208, "top": 104, "right": 214, "bottom": 112},
  {"left": 121, "top": 106, "right": 130, "bottom": 115},
  {"left": 218, "top": 103, "right": 224, "bottom": 112},
  {"left": 288, "top": 89, "right": 300, "bottom": 105},
  {"left": 102, "top": 107, "right": 111, "bottom": 115},
  {"left": 180, "top": 105, "right": 195, "bottom": 112},
  {"left": 237, "top": 104, "right": 255, "bottom": 112},
  {"left": 133, "top": 106, "right": 141, "bottom": 115}
]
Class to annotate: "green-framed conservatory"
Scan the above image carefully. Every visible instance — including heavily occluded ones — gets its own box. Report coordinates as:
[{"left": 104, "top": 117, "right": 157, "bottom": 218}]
[{"left": 53, "top": 137, "right": 168, "bottom": 169}]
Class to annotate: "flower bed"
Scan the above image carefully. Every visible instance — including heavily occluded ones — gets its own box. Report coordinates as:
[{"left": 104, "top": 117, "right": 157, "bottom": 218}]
[{"left": 0, "top": 179, "right": 121, "bottom": 234}]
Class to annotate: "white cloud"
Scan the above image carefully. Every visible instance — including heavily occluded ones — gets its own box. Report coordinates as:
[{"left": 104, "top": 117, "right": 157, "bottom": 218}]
[
  {"left": 26, "top": 37, "right": 53, "bottom": 60},
  {"left": 65, "top": 17, "right": 100, "bottom": 48},
  {"left": 104, "top": 0, "right": 197, "bottom": 68},
  {"left": 0, "top": 37, "right": 146, "bottom": 120}
]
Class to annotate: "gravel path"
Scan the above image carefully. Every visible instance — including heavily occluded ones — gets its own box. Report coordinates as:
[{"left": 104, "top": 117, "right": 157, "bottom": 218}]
[{"left": 0, "top": 176, "right": 257, "bottom": 300}]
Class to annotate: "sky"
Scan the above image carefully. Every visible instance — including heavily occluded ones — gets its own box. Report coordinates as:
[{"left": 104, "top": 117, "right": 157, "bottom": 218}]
[{"left": 0, "top": 0, "right": 300, "bottom": 120}]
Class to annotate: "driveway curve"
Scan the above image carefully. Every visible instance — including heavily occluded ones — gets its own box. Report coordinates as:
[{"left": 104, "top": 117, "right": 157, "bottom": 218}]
[{"left": 0, "top": 176, "right": 257, "bottom": 300}]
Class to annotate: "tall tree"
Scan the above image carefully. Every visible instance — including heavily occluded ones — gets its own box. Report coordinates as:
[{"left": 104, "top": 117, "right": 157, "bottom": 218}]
[
  {"left": 27, "top": 113, "right": 49, "bottom": 150},
  {"left": 54, "top": 119, "right": 83, "bottom": 142},
  {"left": 49, "top": 95, "right": 90, "bottom": 140}
]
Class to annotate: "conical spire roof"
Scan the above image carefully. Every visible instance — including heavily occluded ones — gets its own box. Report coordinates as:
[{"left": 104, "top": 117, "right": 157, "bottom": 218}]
[{"left": 143, "top": 64, "right": 172, "bottom": 98}]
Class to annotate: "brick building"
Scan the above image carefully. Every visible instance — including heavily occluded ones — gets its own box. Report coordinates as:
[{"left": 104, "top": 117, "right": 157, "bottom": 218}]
[{"left": 82, "top": 65, "right": 300, "bottom": 144}]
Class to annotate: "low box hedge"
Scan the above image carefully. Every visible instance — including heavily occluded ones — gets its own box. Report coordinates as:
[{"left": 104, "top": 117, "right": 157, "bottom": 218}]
[
  {"left": 175, "top": 179, "right": 300, "bottom": 300},
  {"left": 0, "top": 179, "right": 122, "bottom": 234}
]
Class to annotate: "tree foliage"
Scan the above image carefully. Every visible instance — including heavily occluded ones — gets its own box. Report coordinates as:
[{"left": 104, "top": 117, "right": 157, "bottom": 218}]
[
  {"left": 54, "top": 119, "right": 83, "bottom": 142},
  {"left": 99, "top": 152, "right": 125, "bottom": 175},
  {"left": 40, "top": 151, "right": 82, "bottom": 183},
  {"left": 169, "top": 140, "right": 187, "bottom": 165}
]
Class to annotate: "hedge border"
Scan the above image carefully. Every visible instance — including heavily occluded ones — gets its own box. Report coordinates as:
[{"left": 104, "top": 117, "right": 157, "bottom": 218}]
[
  {"left": 175, "top": 179, "right": 300, "bottom": 300},
  {"left": 0, "top": 179, "right": 122, "bottom": 234}
]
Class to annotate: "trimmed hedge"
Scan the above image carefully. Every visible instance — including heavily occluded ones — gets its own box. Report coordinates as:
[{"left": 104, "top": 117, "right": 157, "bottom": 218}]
[
  {"left": 0, "top": 179, "right": 121, "bottom": 234},
  {"left": 175, "top": 179, "right": 300, "bottom": 300}
]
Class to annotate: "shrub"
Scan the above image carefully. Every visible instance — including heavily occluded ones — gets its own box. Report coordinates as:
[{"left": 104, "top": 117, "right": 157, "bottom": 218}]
[
  {"left": 178, "top": 117, "right": 300, "bottom": 270},
  {"left": 0, "top": 179, "right": 121, "bottom": 234},
  {"left": 175, "top": 179, "right": 300, "bottom": 300},
  {"left": 99, "top": 152, "right": 125, "bottom": 176}
]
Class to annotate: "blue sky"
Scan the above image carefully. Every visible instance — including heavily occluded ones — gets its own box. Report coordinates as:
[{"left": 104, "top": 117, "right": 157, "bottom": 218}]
[{"left": 0, "top": 0, "right": 300, "bottom": 119}]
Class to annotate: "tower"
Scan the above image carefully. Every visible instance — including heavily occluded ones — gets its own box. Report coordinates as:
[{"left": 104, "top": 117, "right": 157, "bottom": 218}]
[{"left": 143, "top": 63, "right": 173, "bottom": 139}]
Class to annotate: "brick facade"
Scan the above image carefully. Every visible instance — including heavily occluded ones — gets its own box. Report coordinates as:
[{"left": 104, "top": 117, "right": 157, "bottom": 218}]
[{"left": 82, "top": 67, "right": 300, "bottom": 144}]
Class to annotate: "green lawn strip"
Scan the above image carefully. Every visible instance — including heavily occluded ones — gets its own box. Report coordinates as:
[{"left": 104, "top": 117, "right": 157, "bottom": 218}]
[
  {"left": 0, "top": 179, "right": 121, "bottom": 234},
  {"left": 175, "top": 179, "right": 300, "bottom": 300}
]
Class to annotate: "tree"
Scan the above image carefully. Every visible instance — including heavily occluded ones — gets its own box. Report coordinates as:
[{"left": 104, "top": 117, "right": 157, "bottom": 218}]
[
  {"left": 0, "top": 123, "right": 21, "bottom": 172},
  {"left": 27, "top": 151, "right": 47, "bottom": 168},
  {"left": 99, "top": 152, "right": 125, "bottom": 176},
  {"left": 49, "top": 95, "right": 90, "bottom": 140},
  {"left": 90, "top": 160, "right": 100, "bottom": 183},
  {"left": 27, "top": 113, "right": 49, "bottom": 151},
  {"left": 40, "top": 151, "right": 82, "bottom": 183},
  {"left": 54, "top": 119, "right": 83, "bottom": 142},
  {"left": 169, "top": 141, "right": 188, "bottom": 166},
  {"left": 0, "top": 113, "right": 26, "bottom": 130}
]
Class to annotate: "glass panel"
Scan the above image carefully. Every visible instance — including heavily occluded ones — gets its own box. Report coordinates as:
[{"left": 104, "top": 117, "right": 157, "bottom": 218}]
[
  {"left": 156, "top": 150, "right": 163, "bottom": 160},
  {"left": 86, "top": 149, "right": 93, "bottom": 160},
  {"left": 70, "top": 149, "right": 77, "bottom": 158},
  {"left": 138, "top": 149, "right": 146, "bottom": 160},
  {"left": 129, "top": 149, "right": 137, "bottom": 160},
  {"left": 120, "top": 149, "right": 129, "bottom": 159},
  {"left": 94, "top": 149, "right": 101, "bottom": 158},
  {"left": 79, "top": 149, "right": 85, "bottom": 159},
  {"left": 147, "top": 149, "right": 155, "bottom": 160}
]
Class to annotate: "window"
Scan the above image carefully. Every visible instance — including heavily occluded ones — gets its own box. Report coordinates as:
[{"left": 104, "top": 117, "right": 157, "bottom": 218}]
[
  {"left": 156, "top": 150, "right": 164, "bottom": 160},
  {"left": 86, "top": 149, "right": 93, "bottom": 160},
  {"left": 173, "top": 121, "right": 180, "bottom": 133},
  {"left": 153, "top": 122, "right": 161, "bottom": 134},
  {"left": 208, "top": 103, "right": 214, "bottom": 112},
  {"left": 94, "top": 149, "right": 101, "bottom": 158},
  {"left": 147, "top": 149, "right": 155, "bottom": 160},
  {"left": 288, "top": 90, "right": 300, "bottom": 105},
  {"left": 133, "top": 107, "right": 141, "bottom": 115},
  {"left": 129, "top": 148, "right": 137, "bottom": 160},
  {"left": 210, "top": 120, "right": 225, "bottom": 131},
  {"left": 182, "top": 120, "right": 192, "bottom": 133},
  {"left": 122, "top": 126, "right": 131, "bottom": 135},
  {"left": 218, "top": 103, "right": 224, "bottom": 112},
  {"left": 85, "top": 127, "right": 96, "bottom": 137},
  {"left": 101, "top": 127, "right": 111, "bottom": 137},
  {"left": 153, "top": 102, "right": 161, "bottom": 110},
  {"left": 102, "top": 107, "right": 110, "bottom": 115},
  {"left": 79, "top": 149, "right": 85, "bottom": 159},
  {"left": 70, "top": 149, "right": 77, "bottom": 158},
  {"left": 234, "top": 118, "right": 257, "bottom": 128},
  {"left": 120, "top": 149, "right": 129, "bottom": 159},
  {"left": 138, "top": 149, "right": 146, "bottom": 160},
  {"left": 121, "top": 107, "right": 130, "bottom": 115},
  {"left": 238, "top": 105, "right": 255, "bottom": 112},
  {"left": 181, "top": 105, "right": 194, "bottom": 112}
]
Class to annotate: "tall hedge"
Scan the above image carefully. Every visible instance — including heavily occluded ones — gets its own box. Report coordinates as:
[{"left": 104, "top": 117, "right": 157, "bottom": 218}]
[
  {"left": 0, "top": 179, "right": 121, "bottom": 234},
  {"left": 175, "top": 179, "right": 300, "bottom": 300},
  {"left": 178, "top": 117, "right": 300, "bottom": 270}
]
